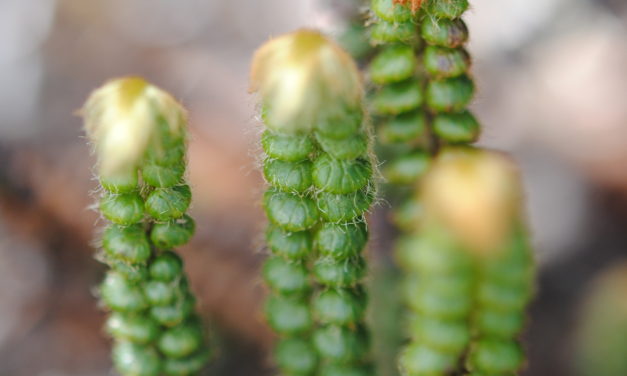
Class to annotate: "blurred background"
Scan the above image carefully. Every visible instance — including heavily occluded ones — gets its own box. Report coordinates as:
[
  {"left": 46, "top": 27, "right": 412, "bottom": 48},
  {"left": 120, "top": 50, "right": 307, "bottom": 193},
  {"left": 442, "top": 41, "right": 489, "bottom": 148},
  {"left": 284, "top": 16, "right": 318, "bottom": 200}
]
[{"left": 1, "top": 0, "right": 626, "bottom": 375}]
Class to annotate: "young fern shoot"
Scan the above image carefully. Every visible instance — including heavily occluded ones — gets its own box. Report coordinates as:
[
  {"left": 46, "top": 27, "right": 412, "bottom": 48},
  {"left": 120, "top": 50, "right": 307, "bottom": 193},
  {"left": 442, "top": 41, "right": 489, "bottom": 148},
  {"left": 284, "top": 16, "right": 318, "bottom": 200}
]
[
  {"left": 367, "top": 2, "right": 522, "bottom": 375},
  {"left": 251, "top": 30, "right": 377, "bottom": 376},
  {"left": 83, "top": 77, "right": 210, "bottom": 376},
  {"left": 397, "top": 149, "right": 535, "bottom": 376}
]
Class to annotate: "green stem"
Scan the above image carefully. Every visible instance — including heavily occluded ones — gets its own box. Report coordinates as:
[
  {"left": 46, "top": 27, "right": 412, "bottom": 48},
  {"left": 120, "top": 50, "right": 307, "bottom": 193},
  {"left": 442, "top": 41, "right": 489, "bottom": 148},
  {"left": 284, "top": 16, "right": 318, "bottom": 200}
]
[
  {"left": 84, "top": 78, "right": 210, "bottom": 376},
  {"left": 252, "top": 30, "right": 377, "bottom": 376}
]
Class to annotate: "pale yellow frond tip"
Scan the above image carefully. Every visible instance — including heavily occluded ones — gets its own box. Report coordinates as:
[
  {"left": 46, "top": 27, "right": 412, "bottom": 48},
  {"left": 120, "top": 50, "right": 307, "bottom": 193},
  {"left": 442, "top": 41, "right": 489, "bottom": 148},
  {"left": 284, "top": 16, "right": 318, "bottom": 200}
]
[
  {"left": 250, "top": 29, "right": 362, "bottom": 132},
  {"left": 422, "top": 148, "right": 522, "bottom": 256},
  {"left": 81, "top": 77, "right": 187, "bottom": 178}
]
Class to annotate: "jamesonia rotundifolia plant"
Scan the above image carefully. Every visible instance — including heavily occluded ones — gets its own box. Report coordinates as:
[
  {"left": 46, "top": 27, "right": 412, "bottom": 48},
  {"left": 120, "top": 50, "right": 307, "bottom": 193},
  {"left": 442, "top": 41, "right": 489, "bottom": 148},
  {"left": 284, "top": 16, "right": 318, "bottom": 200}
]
[
  {"left": 368, "top": 0, "right": 479, "bottom": 231},
  {"left": 82, "top": 77, "right": 210, "bottom": 376},
  {"left": 251, "top": 30, "right": 378, "bottom": 375},
  {"left": 396, "top": 148, "right": 535, "bottom": 376},
  {"left": 367, "top": 1, "right": 485, "bottom": 374}
]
